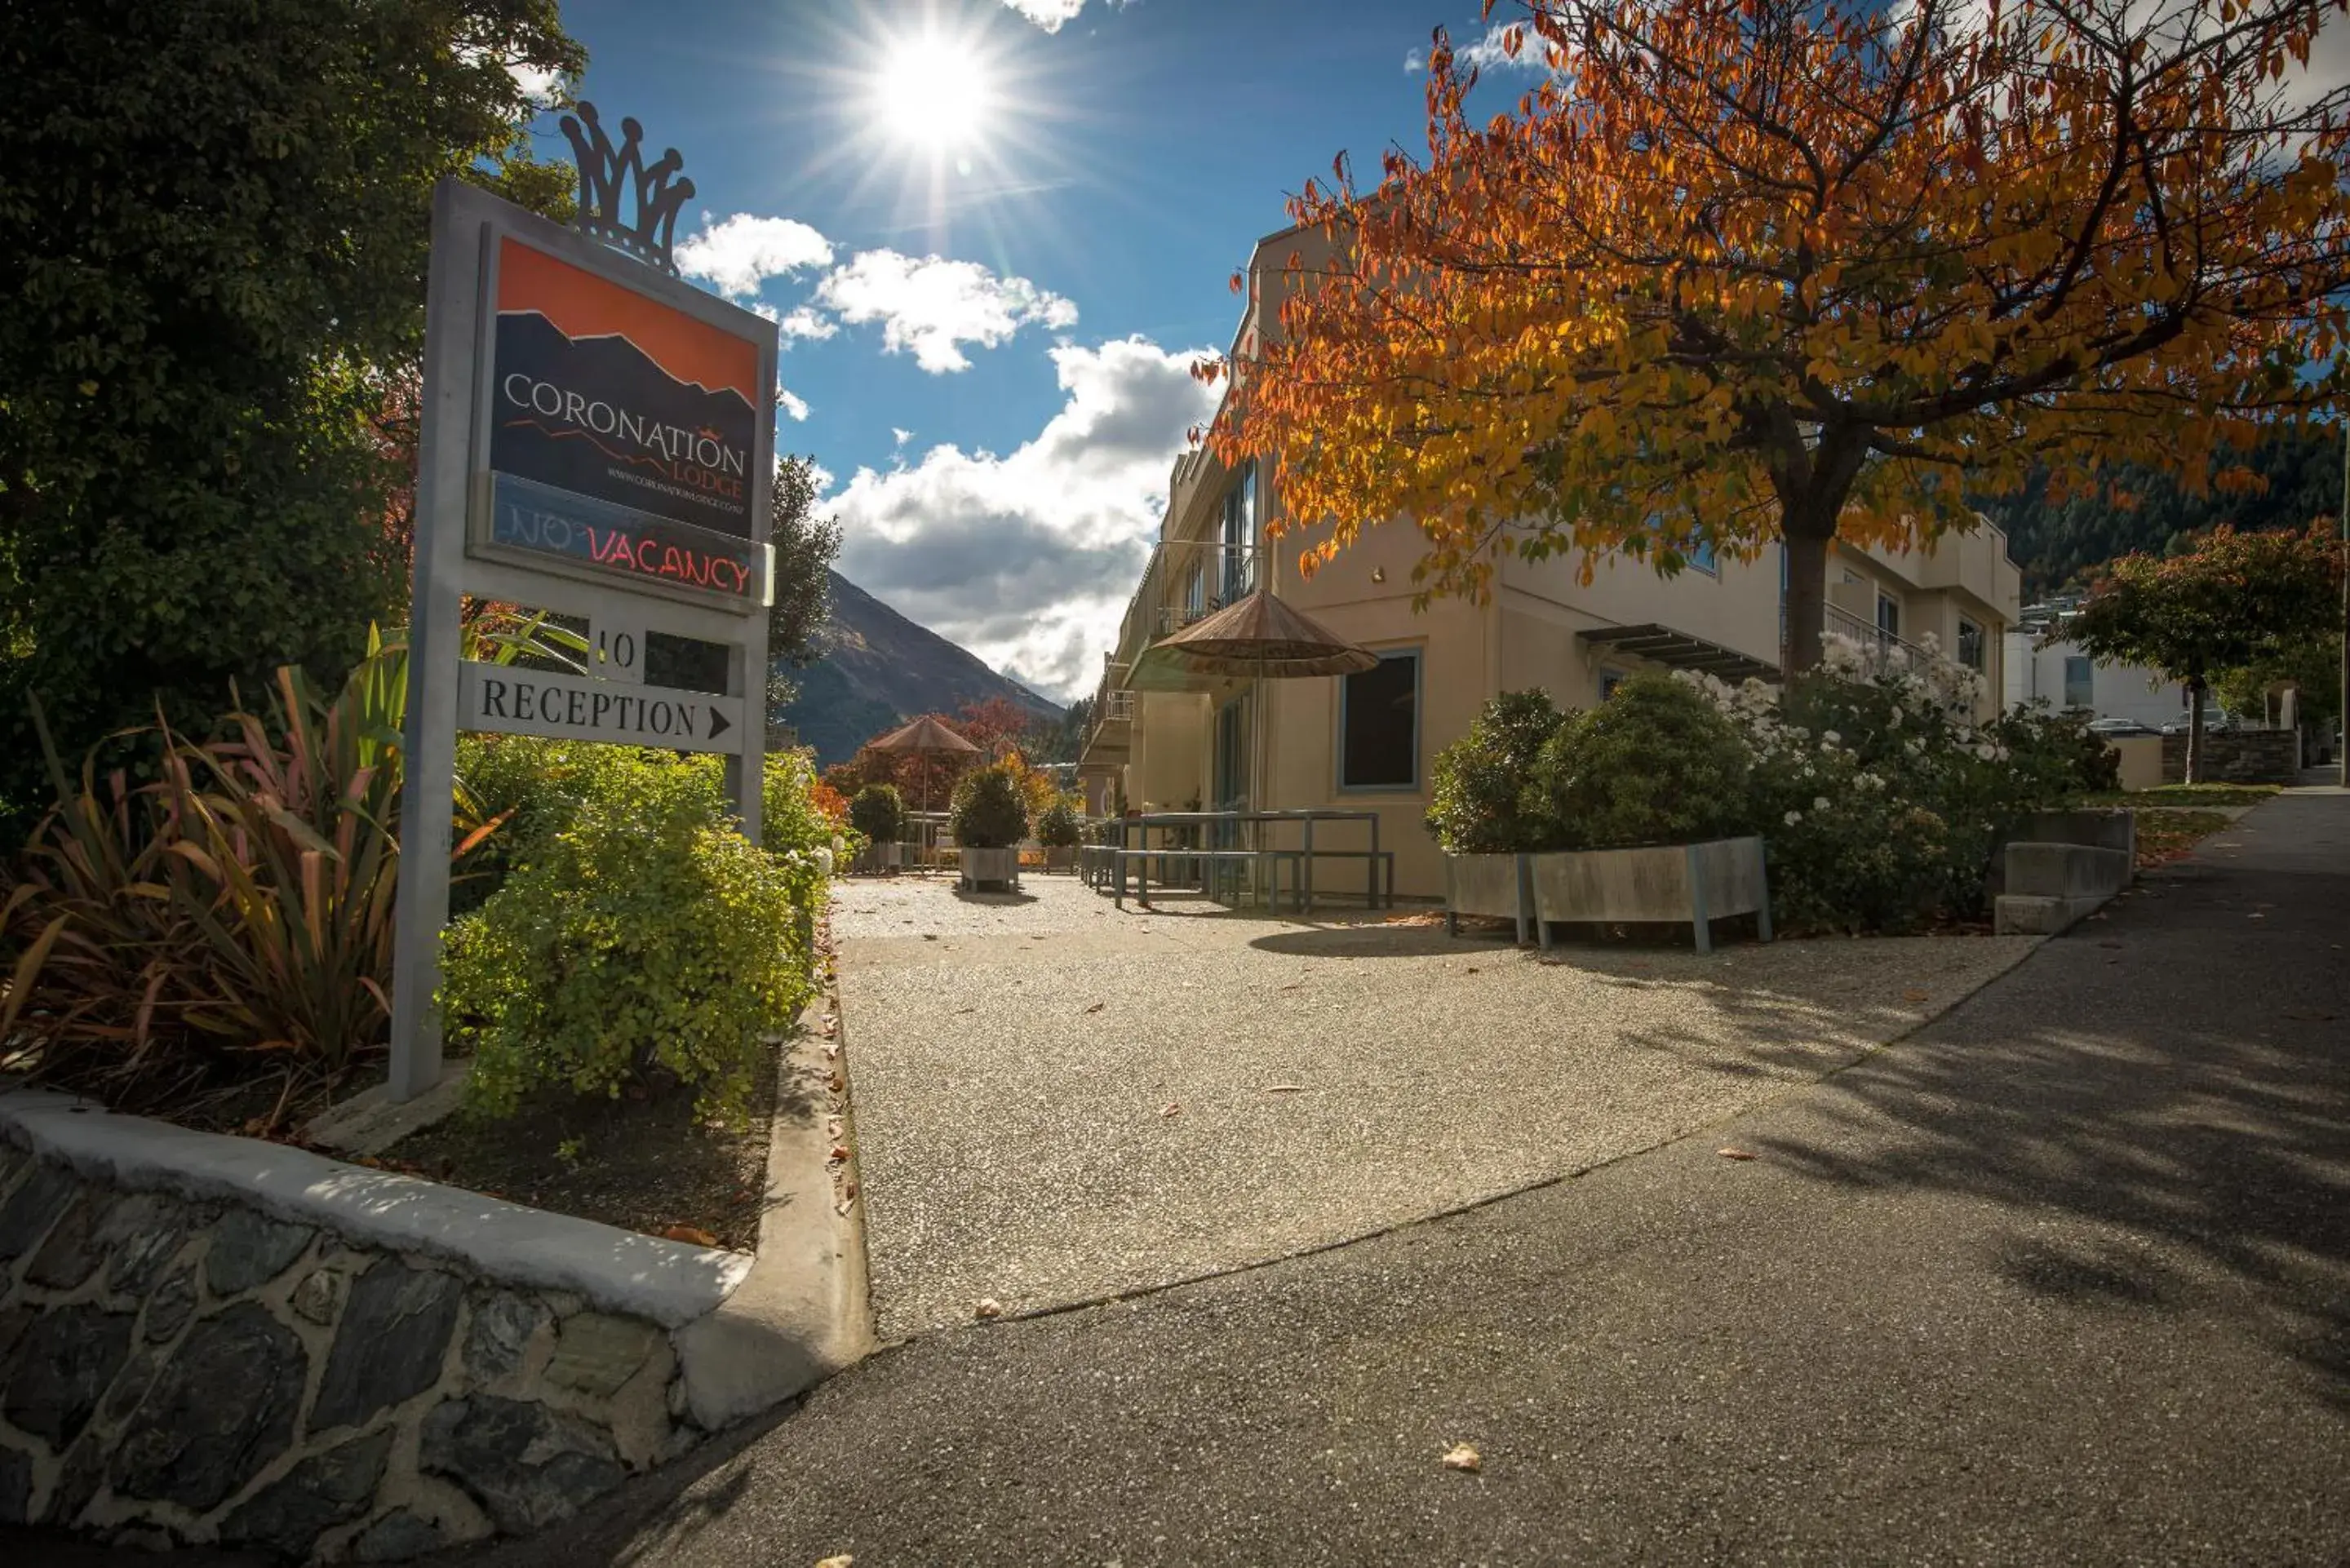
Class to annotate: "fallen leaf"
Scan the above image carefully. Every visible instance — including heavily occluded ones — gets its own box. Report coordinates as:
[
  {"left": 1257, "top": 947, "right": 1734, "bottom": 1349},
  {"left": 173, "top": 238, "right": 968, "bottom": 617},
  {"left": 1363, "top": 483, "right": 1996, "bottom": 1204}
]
[
  {"left": 1901, "top": 989, "right": 1930, "bottom": 1003},
  {"left": 1264, "top": 1084, "right": 1305, "bottom": 1094},
  {"left": 922, "top": 933, "right": 938, "bottom": 941},
  {"left": 1084, "top": 1002, "right": 1106, "bottom": 1014},
  {"left": 1465, "top": 966, "right": 1481, "bottom": 975},
  {"left": 829, "top": 1145, "right": 851, "bottom": 1162},
  {"left": 662, "top": 1225, "right": 720, "bottom": 1247},
  {"left": 1442, "top": 1443, "right": 1483, "bottom": 1473},
  {"left": 975, "top": 1298, "right": 1004, "bottom": 1319},
  {"left": 1717, "top": 1147, "right": 1758, "bottom": 1161},
  {"left": 816, "top": 1555, "right": 854, "bottom": 1568},
  {"left": 1161, "top": 1101, "right": 1182, "bottom": 1118}
]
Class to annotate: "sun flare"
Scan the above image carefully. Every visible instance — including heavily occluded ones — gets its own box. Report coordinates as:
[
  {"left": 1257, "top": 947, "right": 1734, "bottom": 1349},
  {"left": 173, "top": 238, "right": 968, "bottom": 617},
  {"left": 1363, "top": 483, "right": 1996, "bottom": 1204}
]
[{"left": 871, "top": 30, "right": 994, "bottom": 150}]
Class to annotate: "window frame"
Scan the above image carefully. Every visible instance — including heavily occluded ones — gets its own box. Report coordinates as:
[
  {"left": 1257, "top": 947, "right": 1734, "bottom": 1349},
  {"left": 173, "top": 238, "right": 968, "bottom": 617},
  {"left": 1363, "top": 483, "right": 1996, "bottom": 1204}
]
[
  {"left": 1956, "top": 616, "right": 1984, "bottom": 671},
  {"left": 2062, "top": 653, "right": 2095, "bottom": 710},
  {"left": 1337, "top": 647, "right": 1423, "bottom": 795}
]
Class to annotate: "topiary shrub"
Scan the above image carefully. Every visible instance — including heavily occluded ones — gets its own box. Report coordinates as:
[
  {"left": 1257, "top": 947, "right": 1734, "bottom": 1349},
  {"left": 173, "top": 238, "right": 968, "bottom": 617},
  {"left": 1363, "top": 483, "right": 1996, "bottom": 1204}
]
[
  {"left": 1426, "top": 689, "right": 1567, "bottom": 853},
  {"left": 1035, "top": 795, "right": 1082, "bottom": 848},
  {"left": 1534, "top": 672, "right": 1751, "bottom": 850},
  {"left": 441, "top": 782, "right": 818, "bottom": 1123},
  {"left": 951, "top": 763, "right": 1030, "bottom": 848},
  {"left": 849, "top": 782, "right": 905, "bottom": 845}
]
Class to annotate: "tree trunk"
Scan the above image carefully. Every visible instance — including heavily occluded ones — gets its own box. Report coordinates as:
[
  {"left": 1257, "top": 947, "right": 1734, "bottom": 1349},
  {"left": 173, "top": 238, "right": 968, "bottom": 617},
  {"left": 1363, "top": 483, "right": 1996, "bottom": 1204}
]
[
  {"left": 1780, "top": 527, "right": 1833, "bottom": 679},
  {"left": 2184, "top": 677, "right": 2206, "bottom": 785}
]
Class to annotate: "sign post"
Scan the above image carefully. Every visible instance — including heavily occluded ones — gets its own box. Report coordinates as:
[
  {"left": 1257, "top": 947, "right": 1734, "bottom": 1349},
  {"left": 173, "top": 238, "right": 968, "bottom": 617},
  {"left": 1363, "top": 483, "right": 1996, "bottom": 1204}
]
[{"left": 388, "top": 109, "right": 779, "bottom": 1102}]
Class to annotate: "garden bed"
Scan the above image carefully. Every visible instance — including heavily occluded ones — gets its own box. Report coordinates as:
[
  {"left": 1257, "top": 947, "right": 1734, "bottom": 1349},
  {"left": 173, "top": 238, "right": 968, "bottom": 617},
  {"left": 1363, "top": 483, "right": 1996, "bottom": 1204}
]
[
  {"left": 378, "top": 1033, "right": 793, "bottom": 1252},
  {"left": 2132, "top": 808, "right": 2237, "bottom": 870}
]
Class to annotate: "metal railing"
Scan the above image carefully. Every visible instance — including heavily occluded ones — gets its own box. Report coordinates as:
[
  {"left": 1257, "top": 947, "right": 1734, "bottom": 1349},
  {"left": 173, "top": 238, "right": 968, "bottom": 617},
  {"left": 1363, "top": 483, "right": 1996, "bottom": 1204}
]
[{"left": 1821, "top": 602, "right": 1937, "bottom": 673}]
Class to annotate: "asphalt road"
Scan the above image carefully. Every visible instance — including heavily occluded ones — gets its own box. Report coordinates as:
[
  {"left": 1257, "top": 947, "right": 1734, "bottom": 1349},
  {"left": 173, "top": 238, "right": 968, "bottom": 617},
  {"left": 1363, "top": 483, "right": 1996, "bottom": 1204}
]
[
  {"left": 449, "top": 791, "right": 2349, "bottom": 1567},
  {"left": 16, "top": 794, "right": 2347, "bottom": 1566}
]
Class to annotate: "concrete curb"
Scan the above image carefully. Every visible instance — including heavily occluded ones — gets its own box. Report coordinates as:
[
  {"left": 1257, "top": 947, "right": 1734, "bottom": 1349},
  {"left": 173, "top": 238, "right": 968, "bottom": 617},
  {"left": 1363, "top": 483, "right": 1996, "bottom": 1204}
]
[
  {"left": 0, "top": 1087, "right": 747, "bottom": 1328},
  {"left": 674, "top": 1010, "right": 875, "bottom": 1429}
]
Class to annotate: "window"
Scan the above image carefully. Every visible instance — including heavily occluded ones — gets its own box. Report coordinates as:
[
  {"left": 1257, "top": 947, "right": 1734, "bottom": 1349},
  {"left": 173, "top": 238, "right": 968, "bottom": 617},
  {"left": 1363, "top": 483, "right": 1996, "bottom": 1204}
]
[
  {"left": 2063, "top": 655, "right": 2094, "bottom": 710},
  {"left": 1685, "top": 537, "right": 1718, "bottom": 574},
  {"left": 1875, "top": 594, "right": 1901, "bottom": 640},
  {"left": 1340, "top": 650, "right": 1420, "bottom": 791},
  {"left": 1221, "top": 465, "right": 1254, "bottom": 600},
  {"left": 1184, "top": 560, "right": 1205, "bottom": 618},
  {"left": 1956, "top": 618, "right": 1984, "bottom": 671},
  {"left": 1598, "top": 668, "right": 1628, "bottom": 701}
]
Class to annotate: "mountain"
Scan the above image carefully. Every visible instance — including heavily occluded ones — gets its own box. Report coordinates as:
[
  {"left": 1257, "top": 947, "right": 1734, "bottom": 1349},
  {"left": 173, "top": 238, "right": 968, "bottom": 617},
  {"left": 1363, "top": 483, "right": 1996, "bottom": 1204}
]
[{"left": 782, "top": 571, "right": 1065, "bottom": 765}]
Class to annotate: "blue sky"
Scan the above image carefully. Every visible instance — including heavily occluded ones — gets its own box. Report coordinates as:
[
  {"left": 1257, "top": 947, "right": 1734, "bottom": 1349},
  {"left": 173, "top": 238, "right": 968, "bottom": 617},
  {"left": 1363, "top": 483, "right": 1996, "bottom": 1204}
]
[{"left": 539, "top": 0, "right": 1544, "bottom": 701}]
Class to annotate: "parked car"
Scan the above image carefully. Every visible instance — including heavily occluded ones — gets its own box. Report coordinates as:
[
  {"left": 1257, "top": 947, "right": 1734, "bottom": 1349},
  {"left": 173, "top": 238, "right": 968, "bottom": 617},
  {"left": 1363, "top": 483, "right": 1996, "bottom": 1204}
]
[
  {"left": 2086, "top": 717, "right": 2157, "bottom": 737},
  {"left": 2159, "top": 710, "right": 2237, "bottom": 735}
]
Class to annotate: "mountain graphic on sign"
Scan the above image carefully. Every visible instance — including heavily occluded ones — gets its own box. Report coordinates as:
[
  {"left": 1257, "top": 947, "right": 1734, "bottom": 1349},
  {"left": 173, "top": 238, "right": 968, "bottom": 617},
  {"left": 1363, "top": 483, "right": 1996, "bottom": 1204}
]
[{"left": 491, "top": 310, "right": 757, "bottom": 536}]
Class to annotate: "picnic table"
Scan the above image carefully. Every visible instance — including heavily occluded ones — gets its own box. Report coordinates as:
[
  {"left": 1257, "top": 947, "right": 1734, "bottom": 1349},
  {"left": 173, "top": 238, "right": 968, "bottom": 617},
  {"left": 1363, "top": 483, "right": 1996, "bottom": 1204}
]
[{"left": 1081, "top": 808, "right": 1393, "bottom": 914}]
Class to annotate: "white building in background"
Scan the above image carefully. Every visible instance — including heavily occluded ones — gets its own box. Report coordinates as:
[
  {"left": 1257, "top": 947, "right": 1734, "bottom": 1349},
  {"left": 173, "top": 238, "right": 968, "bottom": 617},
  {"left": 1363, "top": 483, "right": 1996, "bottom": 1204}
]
[{"left": 2003, "top": 622, "right": 2188, "bottom": 728}]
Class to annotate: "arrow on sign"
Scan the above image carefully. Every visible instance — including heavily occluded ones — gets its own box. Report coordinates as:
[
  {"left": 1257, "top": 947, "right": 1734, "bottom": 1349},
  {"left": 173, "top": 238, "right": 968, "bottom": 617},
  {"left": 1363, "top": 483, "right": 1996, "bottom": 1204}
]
[{"left": 708, "top": 706, "right": 731, "bottom": 743}]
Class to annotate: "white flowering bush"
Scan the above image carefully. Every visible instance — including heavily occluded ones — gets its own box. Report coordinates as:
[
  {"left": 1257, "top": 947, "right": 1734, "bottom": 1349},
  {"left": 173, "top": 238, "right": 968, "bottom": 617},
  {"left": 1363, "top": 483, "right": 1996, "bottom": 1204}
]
[{"left": 1681, "top": 635, "right": 2099, "bottom": 932}]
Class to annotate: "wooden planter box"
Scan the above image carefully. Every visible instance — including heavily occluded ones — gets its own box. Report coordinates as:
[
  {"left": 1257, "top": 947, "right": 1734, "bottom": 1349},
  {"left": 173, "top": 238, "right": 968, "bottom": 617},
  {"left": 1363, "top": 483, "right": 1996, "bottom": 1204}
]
[
  {"left": 1043, "top": 844, "right": 1075, "bottom": 872},
  {"left": 958, "top": 844, "right": 1022, "bottom": 892},
  {"left": 858, "top": 841, "right": 902, "bottom": 875},
  {"left": 1443, "top": 853, "right": 1536, "bottom": 945},
  {"left": 1528, "top": 836, "right": 1770, "bottom": 955}
]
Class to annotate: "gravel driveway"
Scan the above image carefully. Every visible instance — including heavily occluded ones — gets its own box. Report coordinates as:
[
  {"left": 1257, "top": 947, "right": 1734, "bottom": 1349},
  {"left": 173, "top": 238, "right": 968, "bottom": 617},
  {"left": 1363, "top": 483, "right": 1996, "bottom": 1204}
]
[{"left": 835, "top": 875, "right": 2037, "bottom": 1339}]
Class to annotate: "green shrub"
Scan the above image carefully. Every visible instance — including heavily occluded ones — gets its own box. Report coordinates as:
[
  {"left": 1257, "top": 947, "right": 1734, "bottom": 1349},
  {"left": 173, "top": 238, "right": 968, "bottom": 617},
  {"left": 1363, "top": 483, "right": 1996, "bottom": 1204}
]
[
  {"left": 1426, "top": 689, "right": 1568, "bottom": 853},
  {"left": 1035, "top": 795, "right": 1083, "bottom": 848},
  {"left": 455, "top": 737, "right": 848, "bottom": 903},
  {"left": 442, "top": 782, "right": 816, "bottom": 1123},
  {"left": 951, "top": 764, "right": 1029, "bottom": 848},
  {"left": 1534, "top": 674, "right": 1750, "bottom": 850},
  {"left": 849, "top": 783, "right": 906, "bottom": 845}
]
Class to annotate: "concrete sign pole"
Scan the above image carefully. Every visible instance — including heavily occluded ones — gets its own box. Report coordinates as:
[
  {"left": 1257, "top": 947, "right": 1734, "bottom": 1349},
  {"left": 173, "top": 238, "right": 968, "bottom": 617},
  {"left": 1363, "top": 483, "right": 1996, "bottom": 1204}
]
[
  {"left": 387, "top": 131, "right": 778, "bottom": 1103},
  {"left": 388, "top": 181, "right": 480, "bottom": 1104}
]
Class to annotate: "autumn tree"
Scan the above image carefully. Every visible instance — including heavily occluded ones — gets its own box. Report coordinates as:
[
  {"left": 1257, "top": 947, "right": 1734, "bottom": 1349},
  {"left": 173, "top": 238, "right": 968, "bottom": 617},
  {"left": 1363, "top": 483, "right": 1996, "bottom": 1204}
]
[
  {"left": 2068, "top": 526, "right": 2343, "bottom": 781},
  {"left": 1208, "top": 0, "right": 2350, "bottom": 678}
]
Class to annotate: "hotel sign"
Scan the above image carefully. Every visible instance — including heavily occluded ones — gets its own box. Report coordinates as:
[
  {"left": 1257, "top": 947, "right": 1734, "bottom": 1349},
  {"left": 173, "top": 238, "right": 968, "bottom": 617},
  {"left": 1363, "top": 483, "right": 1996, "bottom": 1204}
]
[
  {"left": 472, "top": 236, "right": 770, "bottom": 612},
  {"left": 389, "top": 106, "right": 781, "bottom": 1104}
]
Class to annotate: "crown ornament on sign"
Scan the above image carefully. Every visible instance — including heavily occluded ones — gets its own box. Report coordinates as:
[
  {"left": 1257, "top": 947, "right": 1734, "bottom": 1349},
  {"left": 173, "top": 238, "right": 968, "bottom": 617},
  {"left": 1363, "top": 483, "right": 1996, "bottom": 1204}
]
[{"left": 559, "top": 102, "right": 695, "bottom": 276}]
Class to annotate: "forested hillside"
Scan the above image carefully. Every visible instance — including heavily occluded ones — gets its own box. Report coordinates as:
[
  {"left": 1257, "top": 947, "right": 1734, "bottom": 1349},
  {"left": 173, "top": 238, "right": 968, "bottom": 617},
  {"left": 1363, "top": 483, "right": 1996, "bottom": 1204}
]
[{"left": 1980, "top": 423, "right": 2340, "bottom": 597}]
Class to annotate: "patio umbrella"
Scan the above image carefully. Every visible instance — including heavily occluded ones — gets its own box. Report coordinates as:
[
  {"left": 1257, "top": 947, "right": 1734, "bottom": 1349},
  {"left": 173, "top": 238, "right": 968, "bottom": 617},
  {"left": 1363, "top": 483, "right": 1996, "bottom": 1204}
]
[
  {"left": 1139, "top": 588, "right": 1378, "bottom": 814},
  {"left": 867, "top": 714, "right": 980, "bottom": 815}
]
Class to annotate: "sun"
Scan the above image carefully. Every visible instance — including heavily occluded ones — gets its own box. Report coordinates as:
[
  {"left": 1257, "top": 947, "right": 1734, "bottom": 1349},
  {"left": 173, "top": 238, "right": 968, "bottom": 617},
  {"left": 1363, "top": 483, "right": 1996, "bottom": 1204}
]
[{"left": 871, "top": 29, "right": 994, "bottom": 150}]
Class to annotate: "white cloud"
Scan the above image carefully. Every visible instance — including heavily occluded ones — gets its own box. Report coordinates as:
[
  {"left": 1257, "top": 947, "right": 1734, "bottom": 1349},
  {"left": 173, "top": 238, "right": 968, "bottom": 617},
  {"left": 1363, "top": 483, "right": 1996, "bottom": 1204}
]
[
  {"left": 999, "top": 0, "right": 1089, "bottom": 30},
  {"left": 778, "top": 305, "right": 837, "bottom": 343},
  {"left": 676, "top": 213, "right": 835, "bottom": 301},
  {"left": 892, "top": 427, "right": 915, "bottom": 447},
  {"left": 814, "top": 250, "right": 1079, "bottom": 374},
  {"left": 824, "top": 336, "right": 1222, "bottom": 698},
  {"left": 779, "top": 388, "right": 811, "bottom": 422},
  {"left": 1407, "top": 20, "right": 1554, "bottom": 74}
]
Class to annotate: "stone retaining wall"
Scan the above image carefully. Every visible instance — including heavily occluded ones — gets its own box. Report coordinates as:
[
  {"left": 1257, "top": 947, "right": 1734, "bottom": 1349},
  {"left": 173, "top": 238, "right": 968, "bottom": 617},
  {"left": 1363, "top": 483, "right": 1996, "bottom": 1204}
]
[
  {"left": 2162, "top": 729, "right": 2299, "bottom": 784},
  {"left": 0, "top": 1136, "right": 699, "bottom": 1561},
  {"left": 0, "top": 1065, "right": 870, "bottom": 1562}
]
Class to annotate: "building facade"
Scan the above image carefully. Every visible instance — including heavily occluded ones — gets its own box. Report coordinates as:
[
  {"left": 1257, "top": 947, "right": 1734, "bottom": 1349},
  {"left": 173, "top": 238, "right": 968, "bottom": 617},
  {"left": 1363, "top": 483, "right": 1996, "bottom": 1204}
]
[
  {"left": 2002, "top": 627, "right": 2189, "bottom": 729},
  {"left": 1080, "top": 233, "right": 2025, "bottom": 901}
]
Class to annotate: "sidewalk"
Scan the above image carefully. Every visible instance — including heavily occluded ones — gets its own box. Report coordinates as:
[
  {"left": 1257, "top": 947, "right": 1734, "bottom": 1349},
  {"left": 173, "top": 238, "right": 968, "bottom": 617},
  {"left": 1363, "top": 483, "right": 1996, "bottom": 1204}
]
[
  {"left": 430, "top": 790, "right": 2349, "bottom": 1566},
  {"left": 830, "top": 875, "right": 2033, "bottom": 1337}
]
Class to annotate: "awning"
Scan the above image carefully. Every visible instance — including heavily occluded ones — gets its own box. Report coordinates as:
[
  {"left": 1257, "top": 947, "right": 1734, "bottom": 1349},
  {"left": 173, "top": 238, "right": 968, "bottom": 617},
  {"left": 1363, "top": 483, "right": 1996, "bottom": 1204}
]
[{"left": 1578, "top": 623, "right": 1780, "bottom": 684}]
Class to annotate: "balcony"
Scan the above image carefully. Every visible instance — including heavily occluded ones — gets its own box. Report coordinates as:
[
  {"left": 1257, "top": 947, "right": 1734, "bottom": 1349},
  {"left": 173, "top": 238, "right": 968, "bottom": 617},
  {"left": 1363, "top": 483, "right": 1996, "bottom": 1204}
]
[
  {"left": 1821, "top": 602, "right": 1937, "bottom": 675},
  {"left": 1104, "top": 538, "right": 1261, "bottom": 676}
]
